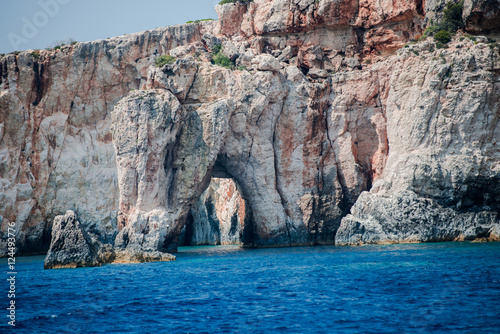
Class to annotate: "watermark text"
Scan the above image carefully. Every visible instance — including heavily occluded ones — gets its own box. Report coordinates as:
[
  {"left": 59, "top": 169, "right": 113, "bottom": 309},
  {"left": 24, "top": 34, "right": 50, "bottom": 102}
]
[
  {"left": 7, "top": 0, "right": 72, "bottom": 50},
  {"left": 6, "top": 221, "right": 17, "bottom": 327}
]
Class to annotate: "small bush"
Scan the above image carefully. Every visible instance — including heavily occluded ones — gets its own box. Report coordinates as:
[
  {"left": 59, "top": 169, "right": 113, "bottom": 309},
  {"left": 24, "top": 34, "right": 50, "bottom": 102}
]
[
  {"left": 219, "top": 0, "right": 253, "bottom": 5},
  {"left": 187, "top": 19, "right": 214, "bottom": 24},
  {"left": 434, "top": 30, "right": 452, "bottom": 44},
  {"left": 412, "top": 50, "right": 420, "bottom": 56},
  {"left": 237, "top": 65, "right": 247, "bottom": 71},
  {"left": 443, "top": 2, "right": 464, "bottom": 31},
  {"left": 423, "top": 25, "right": 441, "bottom": 38},
  {"left": 364, "top": 59, "right": 372, "bottom": 64},
  {"left": 211, "top": 44, "right": 222, "bottom": 54},
  {"left": 30, "top": 52, "right": 41, "bottom": 59},
  {"left": 421, "top": 1, "right": 464, "bottom": 43},
  {"left": 213, "top": 52, "right": 234, "bottom": 69},
  {"left": 48, "top": 38, "right": 75, "bottom": 50},
  {"left": 155, "top": 55, "right": 176, "bottom": 67}
]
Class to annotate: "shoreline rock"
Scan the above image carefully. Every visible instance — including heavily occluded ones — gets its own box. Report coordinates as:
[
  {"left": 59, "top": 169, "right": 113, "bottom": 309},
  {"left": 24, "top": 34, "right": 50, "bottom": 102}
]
[
  {"left": 44, "top": 211, "right": 114, "bottom": 269},
  {"left": 44, "top": 211, "right": 175, "bottom": 269},
  {"left": 336, "top": 191, "right": 500, "bottom": 246}
]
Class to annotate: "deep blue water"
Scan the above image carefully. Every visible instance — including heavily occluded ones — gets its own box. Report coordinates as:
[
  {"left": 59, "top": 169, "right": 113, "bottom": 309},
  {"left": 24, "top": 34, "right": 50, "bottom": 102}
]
[{"left": 1, "top": 242, "right": 500, "bottom": 333}]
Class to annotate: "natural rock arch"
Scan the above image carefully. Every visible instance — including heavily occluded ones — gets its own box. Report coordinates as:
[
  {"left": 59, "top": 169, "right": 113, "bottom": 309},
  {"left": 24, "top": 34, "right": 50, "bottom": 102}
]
[{"left": 110, "top": 59, "right": 376, "bottom": 254}]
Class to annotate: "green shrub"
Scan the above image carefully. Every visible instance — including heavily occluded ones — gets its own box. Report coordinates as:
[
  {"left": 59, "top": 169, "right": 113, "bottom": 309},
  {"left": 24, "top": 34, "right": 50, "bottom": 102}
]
[
  {"left": 219, "top": 0, "right": 253, "bottom": 5},
  {"left": 187, "top": 19, "right": 214, "bottom": 24},
  {"left": 30, "top": 52, "right": 41, "bottom": 59},
  {"left": 434, "top": 30, "right": 452, "bottom": 44},
  {"left": 443, "top": 1, "right": 464, "bottom": 31},
  {"left": 155, "top": 55, "right": 176, "bottom": 67},
  {"left": 237, "top": 65, "right": 247, "bottom": 71},
  {"left": 423, "top": 25, "right": 441, "bottom": 37},
  {"left": 211, "top": 44, "right": 222, "bottom": 54},
  {"left": 421, "top": 1, "right": 464, "bottom": 43},
  {"left": 213, "top": 52, "right": 234, "bottom": 69}
]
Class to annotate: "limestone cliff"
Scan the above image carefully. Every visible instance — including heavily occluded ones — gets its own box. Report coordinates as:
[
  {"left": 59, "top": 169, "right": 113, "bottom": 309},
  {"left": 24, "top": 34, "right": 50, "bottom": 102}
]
[{"left": 0, "top": 0, "right": 498, "bottom": 259}]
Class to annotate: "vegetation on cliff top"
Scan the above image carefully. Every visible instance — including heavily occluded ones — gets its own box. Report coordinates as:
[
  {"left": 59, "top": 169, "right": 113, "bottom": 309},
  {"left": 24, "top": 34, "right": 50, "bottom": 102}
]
[
  {"left": 186, "top": 18, "right": 214, "bottom": 24},
  {"left": 422, "top": 1, "right": 464, "bottom": 44},
  {"left": 219, "top": 0, "right": 253, "bottom": 5}
]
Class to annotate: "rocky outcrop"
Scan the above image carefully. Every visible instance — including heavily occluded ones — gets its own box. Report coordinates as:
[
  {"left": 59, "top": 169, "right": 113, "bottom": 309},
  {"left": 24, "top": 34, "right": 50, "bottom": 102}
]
[
  {"left": 337, "top": 191, "right": 500, "bottom": 245},
  {"left": 44, "top": 210, "right": 174, "bottom": 268},
  {"left": 216, "top": 0, "right": 424, "bottom": 55},
  {"left": 1, "top": 0, "right": 499, "bottom": 258},
  {"left": 338, "top": 36, "right": 500, "bottom": 244},
  {"left": 463, "top": 0, "right": 500, "bottom": 33},
  {"left": 44, "top": 210, "right": 115, "bottom": 269}
]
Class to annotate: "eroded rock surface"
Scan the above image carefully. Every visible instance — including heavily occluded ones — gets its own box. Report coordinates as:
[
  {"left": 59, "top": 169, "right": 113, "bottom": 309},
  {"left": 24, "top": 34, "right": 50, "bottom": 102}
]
[
  {"left": 1, "top": 0, "right": 499, "bottom": 258},
  {"left": 339, "top": 37, "right": 500, "bottom": 244},
  {"left": 44, "top": 211, "right": 114, "bottom": 269},
  {"left": 337, "top": 191, "right": 500, "bottom": 245}
]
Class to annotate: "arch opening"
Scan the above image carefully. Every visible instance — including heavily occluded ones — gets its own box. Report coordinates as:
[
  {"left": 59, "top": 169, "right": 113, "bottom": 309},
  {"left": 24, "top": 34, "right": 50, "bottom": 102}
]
[{"left": 178, "top": 176, "right": 249, "bottom": 247}]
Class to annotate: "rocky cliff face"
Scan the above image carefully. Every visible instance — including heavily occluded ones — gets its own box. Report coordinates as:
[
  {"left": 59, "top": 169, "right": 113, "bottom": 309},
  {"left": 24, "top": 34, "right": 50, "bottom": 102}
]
[
  {"left": 336, "top": 35, "right": 500, "bottom": 245},
  {"left": 0, "top": 0, "right": 499, "bottom": 259},
  {"left": 0, "top": 23, "right": 213, "bottom": 256}
]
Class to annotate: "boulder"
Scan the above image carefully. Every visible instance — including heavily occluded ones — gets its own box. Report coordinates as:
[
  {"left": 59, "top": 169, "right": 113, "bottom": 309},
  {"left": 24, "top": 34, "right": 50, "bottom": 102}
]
[
  {"left": 252, "top": 54, "right": 281, "bottom": 71},
  {"left": 44, "top": 211, "right": 114, "bottom": 269}
]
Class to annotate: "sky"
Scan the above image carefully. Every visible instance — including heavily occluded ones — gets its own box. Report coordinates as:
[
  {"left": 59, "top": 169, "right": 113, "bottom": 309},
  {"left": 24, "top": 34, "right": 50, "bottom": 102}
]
[{"left": 0, "top": 0, "right": 220, "bottom": 53}]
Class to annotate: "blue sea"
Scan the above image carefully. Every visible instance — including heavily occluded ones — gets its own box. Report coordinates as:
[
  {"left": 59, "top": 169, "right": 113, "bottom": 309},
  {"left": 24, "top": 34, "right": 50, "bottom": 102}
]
[{"left": 2, "top": 242, "right": 500, "bottom": 333}]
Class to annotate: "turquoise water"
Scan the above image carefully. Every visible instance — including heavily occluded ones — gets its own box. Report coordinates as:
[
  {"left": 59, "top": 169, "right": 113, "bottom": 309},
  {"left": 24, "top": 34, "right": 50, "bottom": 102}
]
[{"left": 1, "top": 242, "right": 500, "bottom": 333}]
